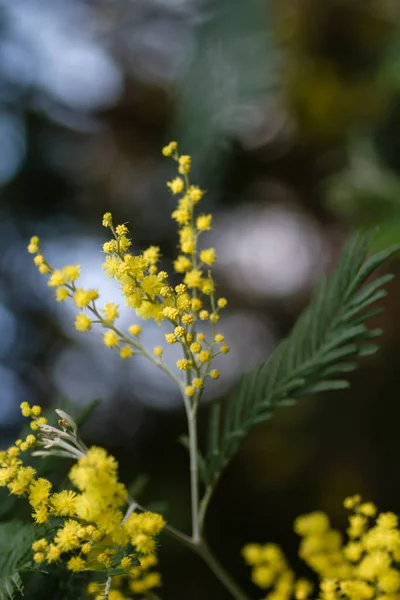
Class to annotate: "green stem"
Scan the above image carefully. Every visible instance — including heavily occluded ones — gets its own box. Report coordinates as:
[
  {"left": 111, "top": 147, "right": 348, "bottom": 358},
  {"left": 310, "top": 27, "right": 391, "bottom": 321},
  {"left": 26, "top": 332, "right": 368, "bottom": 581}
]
[
  {"left": 196, "top": 542, "right": 250, "bottom": 600},
  {"left": 103, "top": 576, "right": 112, "bottom": 600},
  {"left": 187, "top": 407, "right": 200, "bottom": 543},
  {"left": 198, "top": 484, "right": 214, "bottom": 535}
]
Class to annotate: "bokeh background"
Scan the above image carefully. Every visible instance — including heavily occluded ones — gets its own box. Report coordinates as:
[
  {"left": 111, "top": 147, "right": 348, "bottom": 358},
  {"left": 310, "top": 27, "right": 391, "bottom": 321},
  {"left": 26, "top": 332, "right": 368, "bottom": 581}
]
[{"left": 1, "top": 0, "right": 400, "bottom": 598}]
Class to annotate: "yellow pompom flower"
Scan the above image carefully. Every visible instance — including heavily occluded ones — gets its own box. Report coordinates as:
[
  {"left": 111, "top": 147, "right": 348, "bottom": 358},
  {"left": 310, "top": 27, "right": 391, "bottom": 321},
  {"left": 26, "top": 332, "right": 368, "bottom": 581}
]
[
  {"left": 103, "top": 240, "right": 117, "bottom": 253},
  {"left": 185, "top": 386, "right": 195, "bottom": 397},
  {"left": 177, "top": 359, "right": 192, "bottom": 371},
  {"left": 56, "top": 287, "right": 69, "bottom": 302},
  {"left": 39, "top": 264, "right": 50, "bottom": 274},
  {"left": 200, "top": 248, "right": 216, "bottom": 266},
  {"left": 115, "top": 224, "right": 128, "bottom": 236},
  {"left": 33, "top": 254, "right": 44, "bottom": 266},
  {"left": 153, "top": 346, "right": 163, "bottom": 357},
  {"left": 196, "top": 214, "right": 212, "bottom": 231},
  {"left": 174, "top": 255, "right": 192, "bottom": 273},
  {"left": 120, "top": 346, "right": 133, "bottom": 359},
  {"left": 103, "top": 302, "right": 119, "bottom": 322},
  {"left": 50, "top": 490, "right": 77, "bottom": 516},
  {"left": 220, "top": 345, "right": 230, "bottom": 354},
  {"left": 217, "top": 297, "right": 228, "bottom": 308},
  {"left": 20, "top": 402, "right": 31, "bottom": 417},
  {"left": 209, "top": 369, "right": 220, "bottom": 379},
  {"left": 103, "top": 331, "right": 119, "bottom": 348},
  {"left": 129, "top": 324, "right": 142, "bottom": 336},
  {"left": 178, "top": 155, "right": 191, "bottom": 174},
  {"left": 192, "top": 378, "right": 203, "bottom": 389},
  {"left": 197, "top": 351, "right": 211, "bottom": 364},
  {"left": 67, "top": 556, "right": 86, "bottom": 572},
  {"left": 165, "top": 333, "right": 177, "bottom": 344},
  {"left": 75, "top": 314, "right": 92, "bottom": 333},
  {"left": 199, "top": 310, "right": 209, "bottom": 320},
  {"left": 74, "top": 289, "right": 99, "bottom": 309},
  {"left": 174, "top": 326, "right": 185, "bottom": 338},
  {"left": 27, "top": 236, "right": 40, "bottom": 254},
  {"left": 162, "top": 141, "right": 177, "bottom": 156},
  {"left": 48, "top": 270, "right": 65, "bottom": 287},
  {"left": 215, "top": 334, "right": 224, "bottom": 343},
  {"left": 61, "top": 265, "right": 80, "bottom": 282},
  {"left": 184, "top": 269, "right": 203, "bottom": 289},
  {"left": 167, "top": 177, "right": 184, "bottom": 194},
  {"left": 102, "top": 212, "right": 113, "bottom": 227}
]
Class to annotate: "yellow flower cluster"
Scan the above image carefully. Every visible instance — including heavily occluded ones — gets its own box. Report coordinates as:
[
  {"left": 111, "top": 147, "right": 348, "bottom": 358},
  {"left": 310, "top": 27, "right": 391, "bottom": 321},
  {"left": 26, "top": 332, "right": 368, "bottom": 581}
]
[
  {"left": 244, "top": 496, "right": 400, "bottom": 600},
  {"left": 28, "top": 142, "right": 230, "bottom": 402},
  {"left": 1, "top": 403, "right": 164, "bottom": 596},
  {"left": 242, "top": 543, "right": 312, "bottom": 600}
]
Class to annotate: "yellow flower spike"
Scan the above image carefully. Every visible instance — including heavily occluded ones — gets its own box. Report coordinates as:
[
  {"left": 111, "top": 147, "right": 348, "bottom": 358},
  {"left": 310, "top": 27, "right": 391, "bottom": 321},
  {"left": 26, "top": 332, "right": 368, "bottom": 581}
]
[
  {"left": 56, "top": 287, "right": 69, "bottom": 302},
  {"left": 103, "top": 331, "right": 119, "bottom": 348},
  {"left": 153, "top": 346, "right": 163, "bottom": 357},
  {"left": 196, "top": 214, "right": 212, "bottom": 231},
  {"left": 102, "top": 212, "right": 113, "bottom": 227},
  {"left": 200, "top": 249, "right": 216, "bottom": 266},
  {"left": 129, "top": 324, "right": 142, "bottom": 336},
  {"left": 75, "top": 314, "right": 92, "bottom": 333},
  {"left": 167, "top": 177, "right": 185, "bottom": 194},
  {"left": 120, "top": 346, "right": 133, "bottom": 359}
]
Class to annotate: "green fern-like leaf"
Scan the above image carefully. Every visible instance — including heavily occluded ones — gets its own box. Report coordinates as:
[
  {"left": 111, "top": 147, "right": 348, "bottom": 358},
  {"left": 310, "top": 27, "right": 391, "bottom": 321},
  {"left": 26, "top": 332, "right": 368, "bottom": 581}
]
[
  {"left": 0, "top": 521, "right": 37, "bottom": 600},
  {"left": 202, "top": 232, "right": 399, "bottom": 488}
]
